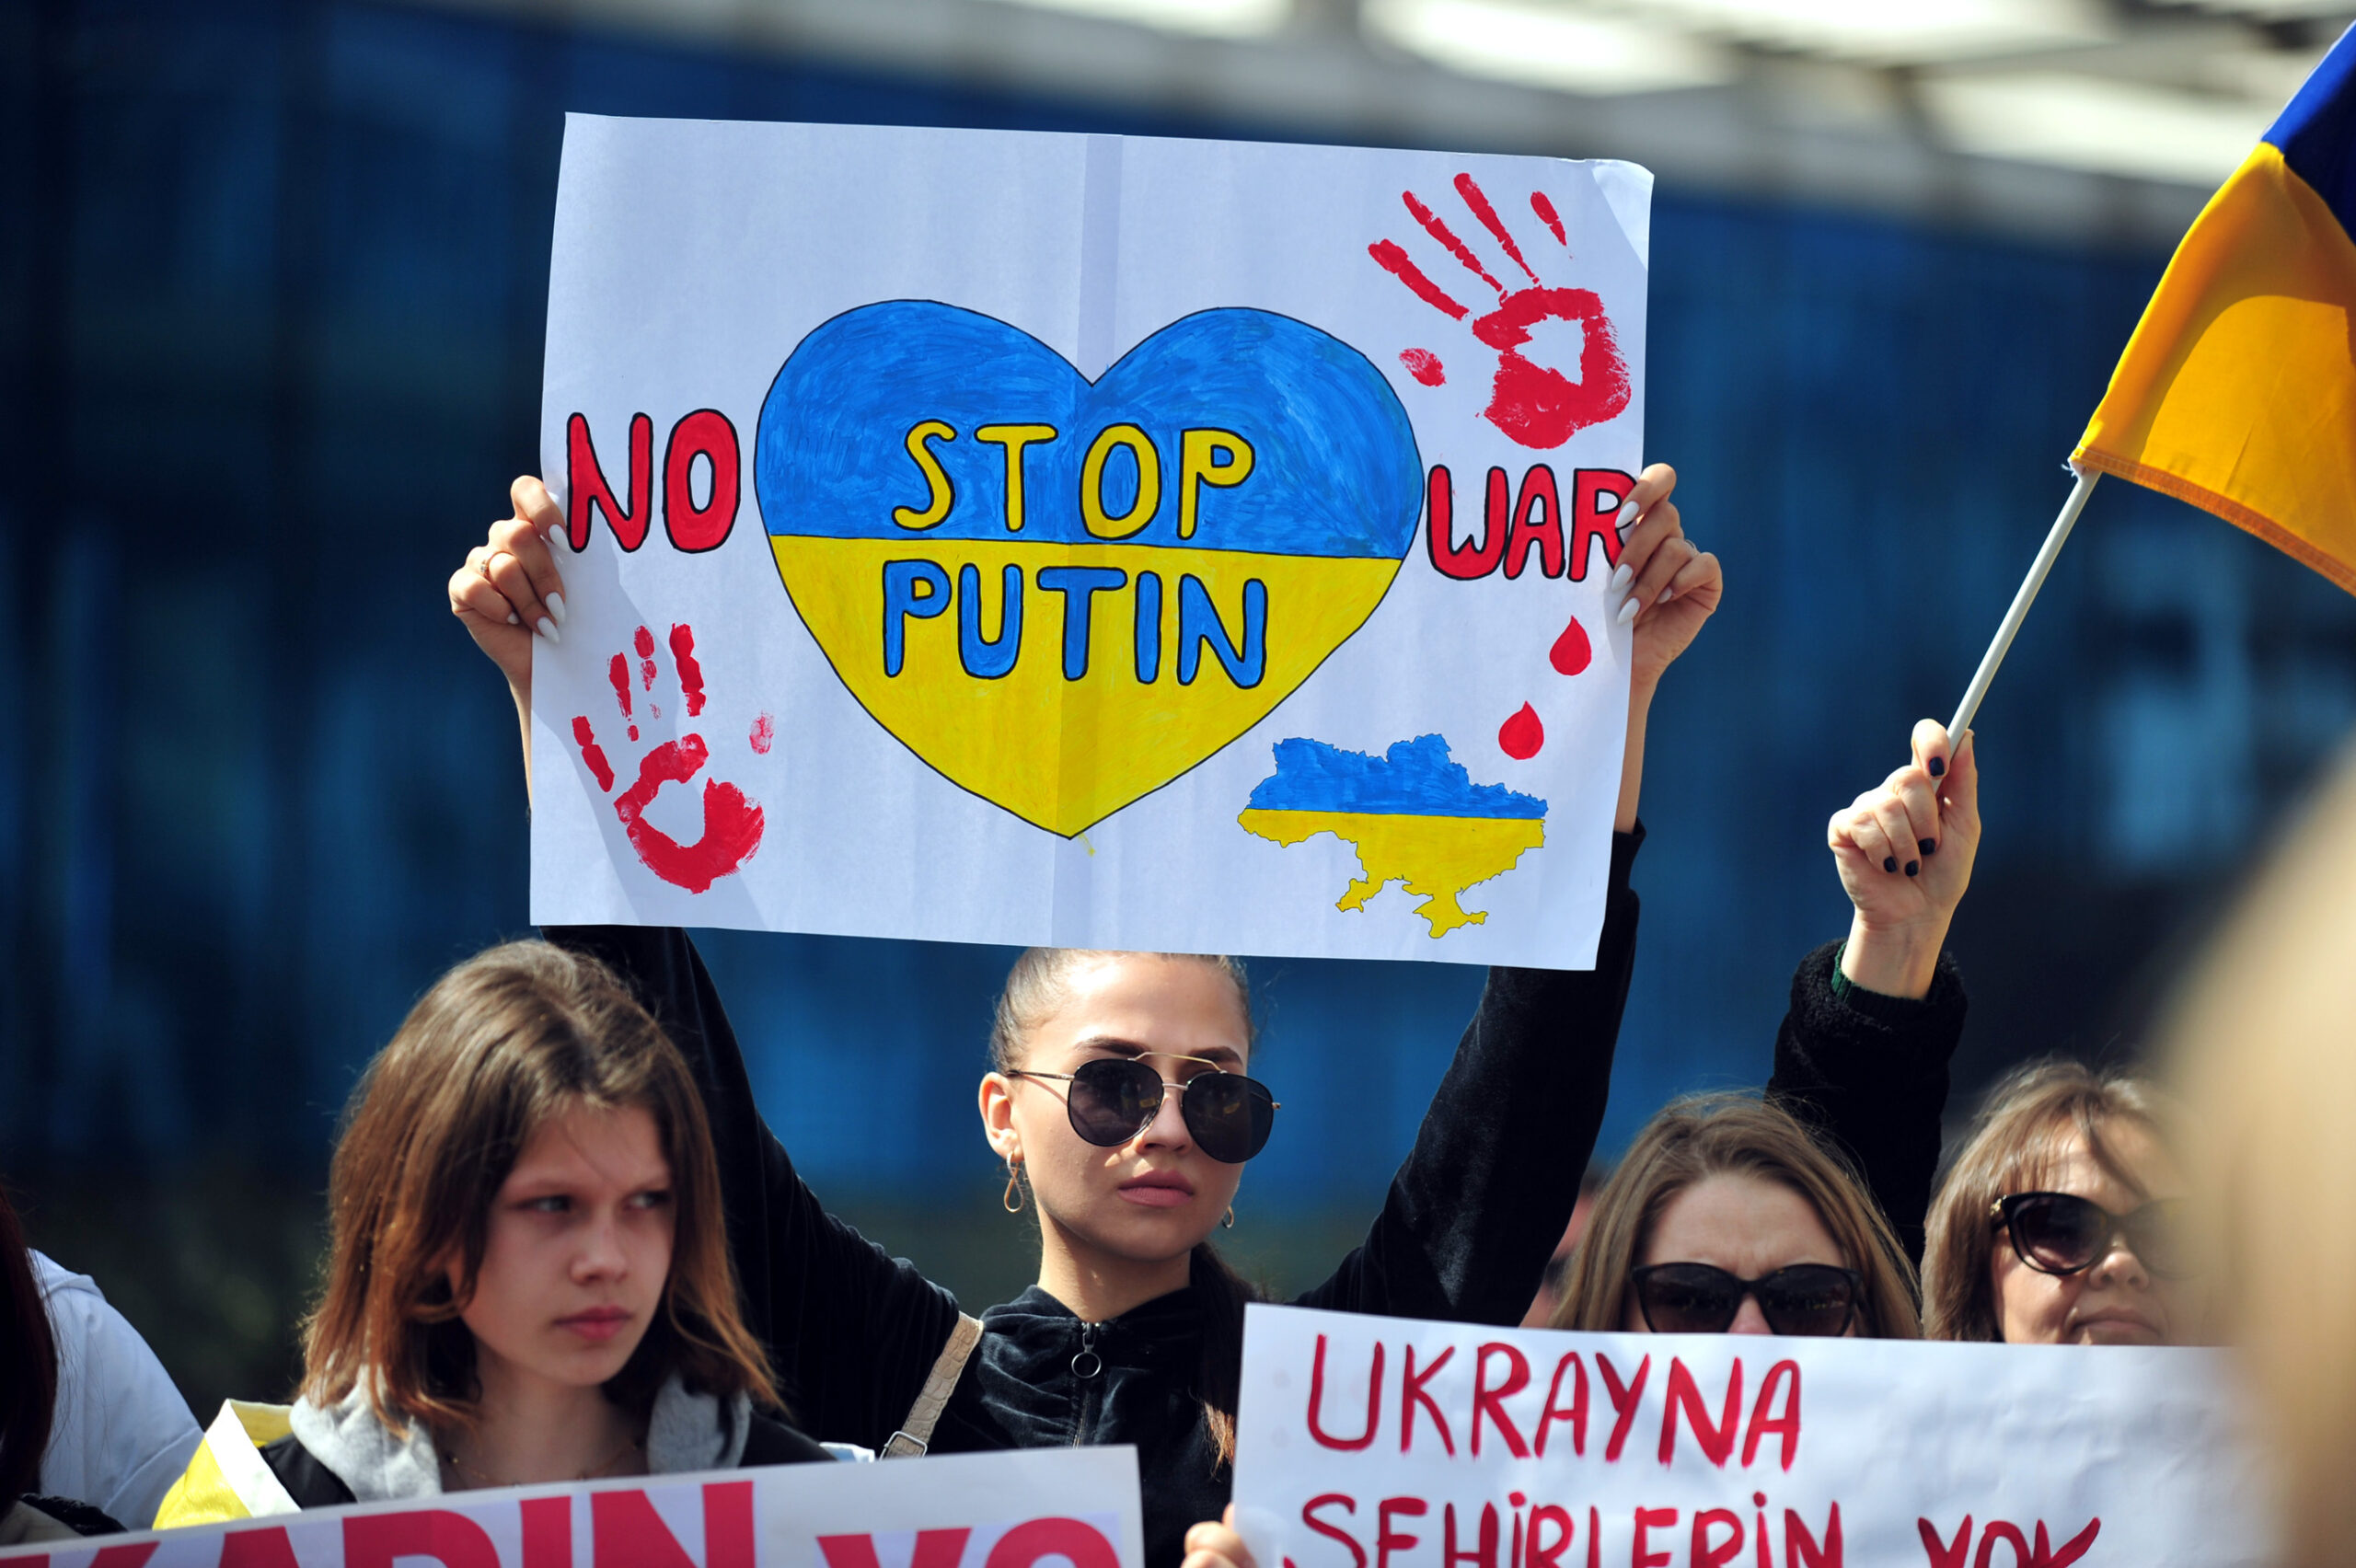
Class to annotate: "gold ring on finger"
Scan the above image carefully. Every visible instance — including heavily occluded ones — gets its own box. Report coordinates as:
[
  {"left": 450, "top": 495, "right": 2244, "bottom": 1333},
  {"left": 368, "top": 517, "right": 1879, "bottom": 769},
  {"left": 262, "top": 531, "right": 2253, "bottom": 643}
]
[{"left": 477, "top": 550, "right": 501, "bottom": 580}]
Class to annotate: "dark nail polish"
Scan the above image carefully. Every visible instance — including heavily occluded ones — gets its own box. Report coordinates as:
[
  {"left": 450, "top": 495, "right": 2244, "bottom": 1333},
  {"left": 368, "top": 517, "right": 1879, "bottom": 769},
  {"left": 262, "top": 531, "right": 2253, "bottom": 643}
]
[
  {"left": 1905, "top": 860, "right": 1921, "bottom": 877},
  {"left": 1920, "top": 838, "right": 1937, "bottom": 856},
  {"left": 1928, "top": 756, "right": 1946, "bottom": 778},
  {"left": 1883, "top": 857, "right": 1898, "bottom": 873}
]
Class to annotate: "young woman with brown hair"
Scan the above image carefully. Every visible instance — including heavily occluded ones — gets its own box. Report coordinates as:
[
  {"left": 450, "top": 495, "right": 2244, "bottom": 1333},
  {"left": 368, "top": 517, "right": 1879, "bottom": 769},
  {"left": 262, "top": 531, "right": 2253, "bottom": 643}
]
[
  {"left": 155, "top": 940, "right": 831, "bottom": 1527},
  {"left": 453, "top": 465, "right": 1739, "bottom": 1568},
  {"left": 1184, "top": 1090, "right": 1920, "bottom": 1568},
  {"left": 1920, "top": 1062, "right": 2189, "bottom": 1345},
  {"left": 1547, "top": 1092, "right": 1920, "bottom": 1339},
  {"left": 1534, "top": 720, "right": 1990, "bottom": 1347}
]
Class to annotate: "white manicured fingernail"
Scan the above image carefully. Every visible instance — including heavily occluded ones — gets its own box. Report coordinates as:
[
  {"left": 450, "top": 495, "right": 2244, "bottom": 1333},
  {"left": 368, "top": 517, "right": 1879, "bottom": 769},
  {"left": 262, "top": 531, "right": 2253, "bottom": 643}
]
[
  {"left": 548, "top": 590, "right": 569, "bottom": 626},
  {"left": 507, "top": 612, "right": 520, "bottom": 626},
  {"left": 1609, "top": 562, "right": 1634, "bottom": 594},
  {"left": 1616, "top": 501, "right": 1640, "bottom": 527},
  {"left": 537, "top": 617, "right": 561, "bottom": 644},
  {"left": 1615, "top": 595, "right": 1641, "bottom": 627},
  {"left": 1657, "top": 584, "right": 1674, "bottom": 605}
]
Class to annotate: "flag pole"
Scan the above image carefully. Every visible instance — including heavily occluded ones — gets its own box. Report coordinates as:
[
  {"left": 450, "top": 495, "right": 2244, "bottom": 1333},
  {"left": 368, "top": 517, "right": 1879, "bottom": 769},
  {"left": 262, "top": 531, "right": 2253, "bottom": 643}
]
[{"left": 1946, "top": 467, "right": 2102, "bottom": 745}]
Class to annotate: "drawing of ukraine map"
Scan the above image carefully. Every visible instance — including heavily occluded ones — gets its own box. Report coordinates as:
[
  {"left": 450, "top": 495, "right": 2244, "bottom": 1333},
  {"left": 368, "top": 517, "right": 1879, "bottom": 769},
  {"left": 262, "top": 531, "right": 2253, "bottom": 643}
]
[{"left": 1238, "top": 735, "right": 1547, "bottom": 937}]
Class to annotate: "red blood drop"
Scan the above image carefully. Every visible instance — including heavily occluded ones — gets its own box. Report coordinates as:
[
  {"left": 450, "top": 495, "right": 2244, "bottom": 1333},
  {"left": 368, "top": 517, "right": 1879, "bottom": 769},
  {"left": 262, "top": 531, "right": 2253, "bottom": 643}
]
[
  {"left": 1498, "top": 702, "right": 1544, "bottom": 760},
  {"left": 1550, "top": 615, "right": 1591, "bottom": 676},
  {"left": 1400, "top": 348, "right": 1446, "bottom": 386}
]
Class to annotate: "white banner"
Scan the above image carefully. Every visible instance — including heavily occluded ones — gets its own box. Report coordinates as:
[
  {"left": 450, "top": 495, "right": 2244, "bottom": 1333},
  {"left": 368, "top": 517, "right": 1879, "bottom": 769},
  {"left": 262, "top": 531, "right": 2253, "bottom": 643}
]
[
  {"left": 530, "top": 116, "right": 1651, "bottom": 967},
  {"left": 1230, "top": 1305, "right": 2263, "bottom": 1568},
  {"left": 0, "top": 1447, "right": 1142, "bottom": 1568}
]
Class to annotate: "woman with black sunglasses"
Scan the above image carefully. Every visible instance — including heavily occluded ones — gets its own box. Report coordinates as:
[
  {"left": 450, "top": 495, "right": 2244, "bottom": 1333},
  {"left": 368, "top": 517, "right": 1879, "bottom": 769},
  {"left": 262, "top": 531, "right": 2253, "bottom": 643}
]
[
  {"left": 455, "top": 466, "right": 1727, "bottom": 1568},
  {"left": 1921, "top": 1063, "right": 2189, "bottom": 1344},
  {"left": 1545, "top": 1092, "right": 1920, "bottom": 1339}
]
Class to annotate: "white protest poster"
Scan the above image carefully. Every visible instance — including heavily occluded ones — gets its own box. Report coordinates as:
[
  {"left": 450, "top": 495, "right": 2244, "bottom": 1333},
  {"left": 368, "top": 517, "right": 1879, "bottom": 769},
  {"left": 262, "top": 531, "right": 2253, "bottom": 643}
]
[
  {"left": 0, "top": 1447, "right": 1143, "bottom": 1568},
  {"left": 1230, "top": 1305, "right": 2266, "bottom": 1568},
  {"left": 530, "top": 116, "right": 1650, "bottom": 966}
]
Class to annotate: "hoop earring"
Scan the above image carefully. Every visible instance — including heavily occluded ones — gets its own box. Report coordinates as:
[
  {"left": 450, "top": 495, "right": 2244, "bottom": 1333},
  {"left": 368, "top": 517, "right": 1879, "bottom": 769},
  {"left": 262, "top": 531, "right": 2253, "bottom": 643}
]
[
  {"left": 1223, "top": 1205, "right": 1237, "bottom": 1230},
  {"left": 1003, "top": 1158, "right": 1026, "bottom": 1215}
]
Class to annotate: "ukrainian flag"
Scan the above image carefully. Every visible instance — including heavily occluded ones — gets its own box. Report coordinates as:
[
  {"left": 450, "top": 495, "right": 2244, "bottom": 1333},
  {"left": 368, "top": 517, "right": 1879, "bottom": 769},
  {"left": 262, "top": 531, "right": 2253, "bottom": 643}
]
[{"left": 2074, "top": 26, "right": 2356, "bottom": 593}]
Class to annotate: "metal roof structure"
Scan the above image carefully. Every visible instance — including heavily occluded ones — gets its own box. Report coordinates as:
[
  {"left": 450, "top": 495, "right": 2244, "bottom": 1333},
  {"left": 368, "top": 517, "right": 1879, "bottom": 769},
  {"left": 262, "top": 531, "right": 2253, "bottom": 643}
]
[{"left": 410, "top": 0, "right": 2347, "bottom": 248}]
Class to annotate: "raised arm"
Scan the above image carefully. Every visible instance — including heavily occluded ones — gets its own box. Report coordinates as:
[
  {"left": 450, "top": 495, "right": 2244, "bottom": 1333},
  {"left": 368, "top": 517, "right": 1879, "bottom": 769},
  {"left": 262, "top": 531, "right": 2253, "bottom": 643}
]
[
  {"left": 455, "top": 481, "right": 963, "bottom": 1448},
  {"left": 1299, "top": 464, "right": 1719, "bottom": 1323},
  {"left": 1770, "top": 721, "right": 1981, "bottom": 1265},
  {"left": 543, "top": 922, "right": 962, "bottom": 1447},
  {"left": 1295, "top": 826, "right": 1645, "bottom": 1322}
]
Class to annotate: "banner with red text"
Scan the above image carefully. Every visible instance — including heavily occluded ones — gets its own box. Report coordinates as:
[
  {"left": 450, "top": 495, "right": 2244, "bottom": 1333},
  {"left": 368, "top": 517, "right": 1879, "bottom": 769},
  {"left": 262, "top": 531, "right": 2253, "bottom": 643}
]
[
  {"left": 530, "top": 116, "right": 1651, "bottom": 967},
  {"left": 1231, "top": 1305, "right": 2263, "bottom": 1568},
  {"left": 0, "top": 1447, "right": 1142, "bottom": 1568}
]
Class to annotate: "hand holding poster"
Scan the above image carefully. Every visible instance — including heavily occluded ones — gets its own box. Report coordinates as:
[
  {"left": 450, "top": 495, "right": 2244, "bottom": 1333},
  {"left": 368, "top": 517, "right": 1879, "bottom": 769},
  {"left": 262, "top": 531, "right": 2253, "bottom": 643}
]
[
  {"left": 530, "top": 118, "right": 1654, "bottom": 966},
  {"left": 1230, "top": 1305, "right": 2264, "bottom": 1568},
  {"left": 0, "top": 1448, "right": 1142, "bottom": 1568}
]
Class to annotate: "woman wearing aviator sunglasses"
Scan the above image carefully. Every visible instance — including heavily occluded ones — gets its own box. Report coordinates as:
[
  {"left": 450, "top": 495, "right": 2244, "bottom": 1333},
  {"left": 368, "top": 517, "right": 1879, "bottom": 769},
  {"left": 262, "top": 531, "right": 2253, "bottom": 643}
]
[
  {"left": 455, "top": 465, "right": 1726, "bottom": 1568},
  {"left": 1922, "top": 1063, "right": 2189, "bottom": 1345}
]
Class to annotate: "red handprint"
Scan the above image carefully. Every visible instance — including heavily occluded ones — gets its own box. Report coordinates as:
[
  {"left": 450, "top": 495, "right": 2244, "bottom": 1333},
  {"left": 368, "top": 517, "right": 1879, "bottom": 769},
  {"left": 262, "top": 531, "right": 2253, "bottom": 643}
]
[
  {"left": 1369, "top": 175, "right": 1632, "bottom": 449},
  {"left": 572, "top": 622, "right": 765, "bottom": 894}
]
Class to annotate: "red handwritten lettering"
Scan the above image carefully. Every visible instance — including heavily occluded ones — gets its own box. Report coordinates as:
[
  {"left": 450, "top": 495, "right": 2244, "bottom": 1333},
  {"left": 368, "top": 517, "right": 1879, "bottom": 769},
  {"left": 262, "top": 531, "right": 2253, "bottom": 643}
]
[
  {"left": 87, "top": 1545, "right": 162, "bottom": 1568},
  {"left": 589, "top": 1483, "right": 756, "bottom": 1568},
  {"left": 1743, "top": 1361, "right": 1802, "bottom": 1471},
  {"left": 1568, "top": 468, "right": 1634, "bottom": 581},
  {"left": 664, "top": 409, "right": 740, "bottom": 552},
  {"left": 1918, "top": 1517, "right": 1971, "bottom": 1568},
  {"left": 346, "top": 1511, "right": 500, "bottom": 1568},
  {"left": 567, "top": 411, "right": 653, "bottom": 552},
  {"left": 217, "top": 1527, "right": 299, "bottom": 1568},
  {"left": 985, "top": 1519, "right": 1121, "bottom": 1568},
  {"left": 1785, "top": 1505, "right": 1842, "bottom": 1568},
  {"left": 1535, "top": 1352, "right": 1588, "bottom": 1459},
  {"left": 821, "top": 1528, "right": 973, "bottom": 1568},
  {"left": 1502, "top": 467, "right": 1564, "bottom": 579},
  {"left": 1526, "top": 1506, "right": 1576, "bottom": 1568},
  {"left": 1426, "top": 467, "right": 1508, "bottom": 580},
  {"left": 1660, "top": 1357, "right": 1744, "bottom": 1469},
  {"left": 1303, "top": 1495, "right": 1369, "bottom": 1568},
  {"left": 2033, "top": 1520, "right": 2100, "bottom": 1568},
  {"left": 1972, "top": 1522, "right": 2028, "bottom": 1568},
  {"left": 1472, "top": 1343, "right": 1532, "bottom": 1458},
  {"left": 520, "top": 1497, "right": 572, "bottom": 1568},
  {"left": 1310, "top": 1335, "right": 1384, "bottom": 1450},
  {"left": 1379, "top": 1498, "right": 1428, "bottom": 1568},
  {"left": 1598, "top": 1353, "right": 1650, "bottom": 1462},
  {"left": 1633, "top": 1508, "right": 1678, "bottom": 1568},
  {"left": 1443, "top": 1504, "right": 1499, "bottom": 1568},
  {"left": 1402, "top": 1345, "right": 1457, "bottom": 1455},
  {"left": 706, "top": 1482, "right": 755, "bottom": 1568},
  {"left": 1692, "top": 1509, "right": 1743, "bottom": 1568}
]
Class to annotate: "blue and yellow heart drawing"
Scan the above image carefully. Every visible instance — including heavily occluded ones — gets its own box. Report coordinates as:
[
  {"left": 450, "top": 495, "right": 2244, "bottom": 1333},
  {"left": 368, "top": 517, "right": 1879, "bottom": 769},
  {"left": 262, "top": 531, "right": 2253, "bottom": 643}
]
[{"left": 755, "top": 302, "right": 1425, "bottom": 836}]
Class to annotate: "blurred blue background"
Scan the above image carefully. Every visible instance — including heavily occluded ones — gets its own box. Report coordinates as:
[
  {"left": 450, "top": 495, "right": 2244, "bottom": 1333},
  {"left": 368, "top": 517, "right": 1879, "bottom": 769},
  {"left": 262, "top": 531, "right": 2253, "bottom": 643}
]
[{"left": 5, "top": 0, "right": 2353, "bottom": 1413}]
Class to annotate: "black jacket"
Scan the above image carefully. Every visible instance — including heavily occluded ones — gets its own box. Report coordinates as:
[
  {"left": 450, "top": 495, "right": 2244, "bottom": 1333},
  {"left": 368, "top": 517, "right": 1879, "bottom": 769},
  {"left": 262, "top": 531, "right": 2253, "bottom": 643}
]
[
  {"left": 549, "top": 826, "right": 1647, "bottom": 1568},
  {"left": 255, "top": 1415, "right": 832, "bottom": 1508},
  {"left": 551, "top": 837, "right": 1947, "bottom": 1568},
  {"left": 1770, "top": 939, "right": 1968, "bottom": 1265}
]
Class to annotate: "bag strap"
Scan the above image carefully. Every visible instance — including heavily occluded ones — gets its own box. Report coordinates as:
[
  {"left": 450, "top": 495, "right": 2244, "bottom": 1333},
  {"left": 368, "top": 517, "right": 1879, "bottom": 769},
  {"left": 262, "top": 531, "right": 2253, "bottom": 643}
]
[{"left": 882, "top": 1313, "right": 984, "bottom": 1458}]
